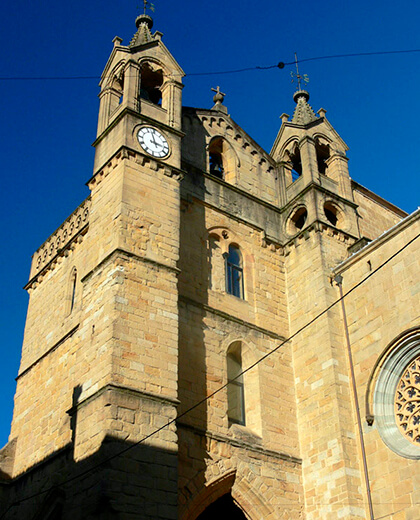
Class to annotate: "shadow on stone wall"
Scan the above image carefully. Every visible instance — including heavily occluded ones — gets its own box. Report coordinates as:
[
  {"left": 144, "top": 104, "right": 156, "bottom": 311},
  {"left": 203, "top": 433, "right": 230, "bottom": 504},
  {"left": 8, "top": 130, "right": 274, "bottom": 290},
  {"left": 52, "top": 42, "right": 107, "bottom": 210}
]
[
  {"left": 178, "top": 118, "right": 213, "bottom": 512},
  {"left": 0, "top": 434, "right": 178, "bottom": 520}
]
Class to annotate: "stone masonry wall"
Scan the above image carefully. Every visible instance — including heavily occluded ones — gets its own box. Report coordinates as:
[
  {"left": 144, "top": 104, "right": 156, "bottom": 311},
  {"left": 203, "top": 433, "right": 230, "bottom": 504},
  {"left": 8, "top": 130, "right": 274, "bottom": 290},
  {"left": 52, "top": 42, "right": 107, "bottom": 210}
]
[
  {"left": 286, "top": 229, "right": 367, "bottom": 519},
  {"left": 333, "top": 212, "right": 420, "bottom": 520}
]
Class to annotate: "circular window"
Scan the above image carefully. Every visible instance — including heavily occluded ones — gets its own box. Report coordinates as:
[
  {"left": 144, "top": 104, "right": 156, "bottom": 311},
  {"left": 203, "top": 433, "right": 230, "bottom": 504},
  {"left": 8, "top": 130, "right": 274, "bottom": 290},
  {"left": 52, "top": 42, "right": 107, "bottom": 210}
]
[
  {"left": 374, "top": 330, "right": 420, "bottom": 458},
  {"left": 395, "top": 356, "right": 420, "bottom": 445},
  {"left": 287, "top": 206, "right": 308, "bottom": 235},
  {"left": 324, "top": 202, "right": 343, "bottom": 228}
]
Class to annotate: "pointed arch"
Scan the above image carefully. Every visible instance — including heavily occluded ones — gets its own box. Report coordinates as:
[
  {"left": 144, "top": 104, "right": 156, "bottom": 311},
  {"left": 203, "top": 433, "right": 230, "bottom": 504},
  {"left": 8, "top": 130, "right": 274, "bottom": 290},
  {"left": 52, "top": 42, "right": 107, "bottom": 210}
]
[
  {"left": 180, "top": 469, "right": 275, "bottom": 520},
  {"left": 279, "top": 137, "right": 301, "bottom": 185}
]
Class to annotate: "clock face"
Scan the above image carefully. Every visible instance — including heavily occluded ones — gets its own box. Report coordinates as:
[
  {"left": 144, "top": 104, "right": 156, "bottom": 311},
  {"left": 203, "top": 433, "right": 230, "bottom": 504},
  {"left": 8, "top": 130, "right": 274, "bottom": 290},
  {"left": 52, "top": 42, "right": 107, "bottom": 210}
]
[{"left": 137, "top": 127, "right": 169, "bottom": 158}]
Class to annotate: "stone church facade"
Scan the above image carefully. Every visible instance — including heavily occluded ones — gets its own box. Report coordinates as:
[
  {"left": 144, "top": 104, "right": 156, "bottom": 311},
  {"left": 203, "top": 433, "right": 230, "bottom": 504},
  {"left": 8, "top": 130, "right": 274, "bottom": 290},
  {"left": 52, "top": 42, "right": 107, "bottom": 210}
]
[{"left": 0, "top": 12, "right": 419, "bottom": 520}]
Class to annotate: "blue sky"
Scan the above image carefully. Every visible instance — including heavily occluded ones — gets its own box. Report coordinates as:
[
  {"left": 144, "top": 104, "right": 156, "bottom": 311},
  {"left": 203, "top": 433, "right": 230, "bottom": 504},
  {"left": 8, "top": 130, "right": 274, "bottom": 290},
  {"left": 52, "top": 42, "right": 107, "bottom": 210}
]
[{"left": 0, "top": 0, "right": 419, "bottom": 447}]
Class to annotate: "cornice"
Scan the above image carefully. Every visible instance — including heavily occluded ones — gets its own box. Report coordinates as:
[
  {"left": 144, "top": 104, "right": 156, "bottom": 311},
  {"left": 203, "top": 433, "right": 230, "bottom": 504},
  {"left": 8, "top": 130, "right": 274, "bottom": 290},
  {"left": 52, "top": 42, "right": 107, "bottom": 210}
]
[
  {"left": 283, "top": 220, "right": 358, "bottom": 256},
  {"left": 177, "top": 421, "right": 302, "bottom": 465},
  {"left": 66, "top": 383, "right": 180, "bottom": 418},
  {"left": 88, "top": 145, "right": 185, "bottom": 189},
  {"left": 92, "top": 106, "right": 184, "bottom": 148},
  {"left": 351, "top": 179, "right": 407, "bottom": 217},
  {"left": 81, "top": 246, "right": 180, "bottom": 285},
  {"left": 179, "top": 294, "right": 286, "bottom": 341}
]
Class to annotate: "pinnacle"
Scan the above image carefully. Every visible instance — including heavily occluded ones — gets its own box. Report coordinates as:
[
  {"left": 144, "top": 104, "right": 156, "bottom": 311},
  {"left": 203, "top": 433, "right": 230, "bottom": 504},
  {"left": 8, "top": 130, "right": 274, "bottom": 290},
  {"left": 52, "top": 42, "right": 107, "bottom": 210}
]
[
  {"left": 130, "top": 14, "right": 154, "bottom": 47},
  {"left": 291, "top": 90, "right": 318, "bottom": 125}
]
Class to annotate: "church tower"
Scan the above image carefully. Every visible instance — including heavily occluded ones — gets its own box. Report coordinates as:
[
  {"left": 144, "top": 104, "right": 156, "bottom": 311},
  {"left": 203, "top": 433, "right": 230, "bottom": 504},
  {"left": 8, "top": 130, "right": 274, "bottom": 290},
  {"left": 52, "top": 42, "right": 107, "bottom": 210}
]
[
  {"left": 1, "top": 9, "right": 416, "bottom": 520},
  {"left": 2, "top": 11, "right": 185, "bottom": 519},
  {"left": 272, "top": 89, "right": 370, "bottom": 519}
]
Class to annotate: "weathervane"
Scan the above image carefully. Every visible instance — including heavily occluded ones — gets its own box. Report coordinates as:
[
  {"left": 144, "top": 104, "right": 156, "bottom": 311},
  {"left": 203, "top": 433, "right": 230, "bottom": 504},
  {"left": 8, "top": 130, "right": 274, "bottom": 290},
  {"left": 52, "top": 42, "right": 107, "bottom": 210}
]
[
  {"left": 142, "top": 0, "right": 155, "bottom": 14},
  {"left": 290, "top": 52, "right": 309, "bottom": 91}
]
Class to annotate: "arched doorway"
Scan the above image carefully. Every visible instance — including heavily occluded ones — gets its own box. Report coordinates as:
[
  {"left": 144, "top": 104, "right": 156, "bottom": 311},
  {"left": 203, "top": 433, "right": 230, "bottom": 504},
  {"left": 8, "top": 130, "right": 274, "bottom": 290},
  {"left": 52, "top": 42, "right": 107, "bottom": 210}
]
[{"left": 196, "top": 493, "right": 247, "bottom": 520}]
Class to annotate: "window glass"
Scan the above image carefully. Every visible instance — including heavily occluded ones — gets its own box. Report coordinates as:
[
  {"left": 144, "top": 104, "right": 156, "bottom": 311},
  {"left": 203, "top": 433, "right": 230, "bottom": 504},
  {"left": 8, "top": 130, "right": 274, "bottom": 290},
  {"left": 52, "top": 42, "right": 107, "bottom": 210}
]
[
  {"left": 226, "top": 245, "right": 244, "bottom": 299},
  {"left": 227, "top": 351, "right": 245, "bottom": 425}
]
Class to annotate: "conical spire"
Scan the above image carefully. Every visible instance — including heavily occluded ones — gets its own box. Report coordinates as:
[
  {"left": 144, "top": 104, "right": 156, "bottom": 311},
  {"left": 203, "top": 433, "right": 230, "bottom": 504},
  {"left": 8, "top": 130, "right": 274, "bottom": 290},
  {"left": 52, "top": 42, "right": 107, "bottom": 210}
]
[
  {"left": 130, "top": 13, "right": 154, "bottom": 47},
  {"left": 291, "top": 90, "right": 317, "bottom": 125}
]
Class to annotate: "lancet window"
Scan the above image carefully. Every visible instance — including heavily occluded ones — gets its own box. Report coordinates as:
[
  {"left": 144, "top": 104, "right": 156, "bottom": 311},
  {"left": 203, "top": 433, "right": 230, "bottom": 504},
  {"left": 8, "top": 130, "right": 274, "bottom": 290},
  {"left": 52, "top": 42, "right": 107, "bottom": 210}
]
[
  {"left": 226, "top": 245, "right": 244, "bottom": 299},
  {"left": 227, "top": 343, "right": 246, "bottom": 426}
]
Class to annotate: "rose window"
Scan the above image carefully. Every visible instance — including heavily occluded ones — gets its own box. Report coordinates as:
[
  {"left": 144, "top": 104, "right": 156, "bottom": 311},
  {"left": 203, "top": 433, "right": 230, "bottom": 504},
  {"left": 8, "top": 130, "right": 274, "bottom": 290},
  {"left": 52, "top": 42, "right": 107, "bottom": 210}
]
[{"left": 394, "top": 356, "right": 420, "bottom": 445}]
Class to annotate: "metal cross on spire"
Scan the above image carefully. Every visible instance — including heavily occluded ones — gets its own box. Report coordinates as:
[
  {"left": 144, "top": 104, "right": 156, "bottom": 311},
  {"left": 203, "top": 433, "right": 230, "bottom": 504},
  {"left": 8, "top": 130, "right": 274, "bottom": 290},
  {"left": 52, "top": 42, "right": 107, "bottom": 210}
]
[
  {"left": 211, "top": 86, "right": 226, "bottom": 104},
  {"left": 142, "top": 0, "right": 155, "bottom": 15},
  {"left": 290, "top": 52, "right": 309, "bottom": 91}
]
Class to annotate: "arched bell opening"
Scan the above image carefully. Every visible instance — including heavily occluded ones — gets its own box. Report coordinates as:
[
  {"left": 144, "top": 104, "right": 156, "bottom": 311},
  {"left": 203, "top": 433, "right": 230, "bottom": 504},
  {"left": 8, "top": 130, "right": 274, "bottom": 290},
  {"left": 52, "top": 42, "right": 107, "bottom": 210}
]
[
  {"left": 139, "top": 62, "right": 163, "bottom": 105},
  {"left": 108, "top": 67, "right": 125, "bottom": 116},
  {"left": 209, "top": 137, "right": 225, "bottom": 179},
  {"left": 208, "top": 137, "right": 239, "bottom": 183},
  {"left": 315, "top": 138, "right": 330, "bottom": 175},
  {"left": 289, "top": 144, "right": 302, "bottom": 182},
  {"left": 196, "top": 493, "right": 247, "bottom": 520}
]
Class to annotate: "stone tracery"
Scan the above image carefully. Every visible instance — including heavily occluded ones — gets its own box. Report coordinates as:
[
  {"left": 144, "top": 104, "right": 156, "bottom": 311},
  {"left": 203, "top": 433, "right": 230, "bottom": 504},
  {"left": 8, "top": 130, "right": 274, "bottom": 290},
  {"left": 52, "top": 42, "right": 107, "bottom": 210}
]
[{"left": 395, "top": 355, "right": 420, "bottom": 445}]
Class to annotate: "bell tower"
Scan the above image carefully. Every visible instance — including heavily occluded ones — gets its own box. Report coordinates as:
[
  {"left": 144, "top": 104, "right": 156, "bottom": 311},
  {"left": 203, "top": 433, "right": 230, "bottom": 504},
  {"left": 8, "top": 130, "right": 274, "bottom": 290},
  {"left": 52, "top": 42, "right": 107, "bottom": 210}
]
[
  {"left": 4, "top": 10, "right": 185, "bottom": 519},
  {"left": 272, "top": 89, "right": 368, "bottom": 518},
  {"left": 94, "top": 12, "right": 184, "bottom": 171},
  {"left": 271, "top": 89, "right": 359, "bottom": 238}
]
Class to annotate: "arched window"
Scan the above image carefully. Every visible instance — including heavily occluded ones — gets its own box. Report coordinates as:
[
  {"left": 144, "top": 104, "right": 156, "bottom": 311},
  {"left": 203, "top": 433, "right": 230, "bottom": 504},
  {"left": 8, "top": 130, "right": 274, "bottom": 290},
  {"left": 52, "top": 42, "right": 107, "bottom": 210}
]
[
  {"left": 227, "top": 344, "right": 245, "bottom": 426},
  {"left": 315, "top": 139, "right": 330, "bottom": 175},
  {"left": 139, "top": 62, "right": 163, "bottom": 105},
  {"left": 209, "top": 138, "right": 224, "bottom": 179},
  {"left": 289, "top": 143, "right": 302, "bottom": 182},
  {"left": 225, "top": 245, "right": 244, "bottom": 299}
]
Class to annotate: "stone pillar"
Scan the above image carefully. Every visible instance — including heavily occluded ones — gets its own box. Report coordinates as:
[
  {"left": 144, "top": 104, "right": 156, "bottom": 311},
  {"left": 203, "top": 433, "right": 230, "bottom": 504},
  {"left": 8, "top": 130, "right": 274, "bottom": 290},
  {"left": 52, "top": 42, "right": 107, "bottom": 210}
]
[
  {"left": 97, "top": 89, "right": 112, "bottom": 136},
  {"left": 161, "top": 79, "right": 184, "bottom": 130},
  {"left": 299, "top": 135, "right": 318, "bottom": 185},
  {"left": 326, "top": 152, "right": 352, "bottom": 200},
  {"left": 123, "top": 60, "right": 141, "bottom": 112}
]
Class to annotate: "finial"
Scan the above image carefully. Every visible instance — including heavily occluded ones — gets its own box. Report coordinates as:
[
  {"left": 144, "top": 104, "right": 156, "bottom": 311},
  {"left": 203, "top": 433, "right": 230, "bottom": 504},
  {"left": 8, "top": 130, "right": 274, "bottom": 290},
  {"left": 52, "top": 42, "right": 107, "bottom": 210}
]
[
  {"left": 211, "top": 86, "right": 226, "bottom": 105},
  {"left": 290, "top": 52, "right": 309, "bottom": 92},
  {"left": 211, "top": 86, "right": 228, "bottom": 114}
]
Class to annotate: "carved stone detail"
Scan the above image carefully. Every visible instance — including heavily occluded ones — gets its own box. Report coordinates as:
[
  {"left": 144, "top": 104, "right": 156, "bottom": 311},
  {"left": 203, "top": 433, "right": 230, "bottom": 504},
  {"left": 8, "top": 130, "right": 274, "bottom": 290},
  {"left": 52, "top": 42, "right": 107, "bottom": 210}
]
[
  {"left": 395, "top": 355, "right": 420, "bottom": 445},
  {"left": 33, "top": 198, "right": 91, "bottom": 274}
]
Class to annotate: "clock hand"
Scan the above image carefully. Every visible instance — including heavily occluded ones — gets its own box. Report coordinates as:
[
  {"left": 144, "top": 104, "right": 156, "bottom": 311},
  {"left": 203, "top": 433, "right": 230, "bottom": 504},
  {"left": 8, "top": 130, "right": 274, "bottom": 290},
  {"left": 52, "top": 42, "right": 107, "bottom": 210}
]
[{"left": 150, "top": 132, "right": 159, "bottom": 147}]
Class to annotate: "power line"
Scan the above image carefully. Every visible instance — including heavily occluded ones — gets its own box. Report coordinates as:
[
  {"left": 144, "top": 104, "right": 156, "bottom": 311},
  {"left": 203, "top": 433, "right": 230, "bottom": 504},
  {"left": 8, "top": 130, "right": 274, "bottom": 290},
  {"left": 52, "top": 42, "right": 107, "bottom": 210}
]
[
  {"left": 0, "top": 48, "right": 419, "bottom": 81},
  {"left": 1, "top": 230, "right": 418, "bottom": 518}
]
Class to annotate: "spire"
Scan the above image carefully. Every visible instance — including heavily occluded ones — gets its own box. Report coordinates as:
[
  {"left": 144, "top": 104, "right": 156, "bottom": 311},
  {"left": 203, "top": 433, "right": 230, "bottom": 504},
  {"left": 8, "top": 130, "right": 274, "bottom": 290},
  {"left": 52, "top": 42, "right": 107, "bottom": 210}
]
[
  {"left": 291, "top": 90, "right": 318, "bottom": 125},
  {"left": 130, "top": 0, "right": 156, "bottom": 48},
  {"left": 130, "top": 13, "right": 154, "bottom": 47}
]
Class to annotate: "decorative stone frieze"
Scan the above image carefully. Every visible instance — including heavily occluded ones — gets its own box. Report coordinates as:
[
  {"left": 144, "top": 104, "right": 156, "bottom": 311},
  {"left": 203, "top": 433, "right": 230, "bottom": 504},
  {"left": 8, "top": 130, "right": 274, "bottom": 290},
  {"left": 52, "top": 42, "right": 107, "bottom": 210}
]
[{"left": 31, "top": 197, "right": 90, "bottom": 278}]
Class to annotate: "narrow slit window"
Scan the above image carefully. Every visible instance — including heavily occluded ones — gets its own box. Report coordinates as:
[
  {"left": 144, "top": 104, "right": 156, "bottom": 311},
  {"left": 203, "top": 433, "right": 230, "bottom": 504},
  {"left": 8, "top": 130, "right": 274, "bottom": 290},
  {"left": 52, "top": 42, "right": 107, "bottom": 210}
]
[
  {"left": 227, "top": 347, "right": 245, "bottom": 426},
  {"left": 226, "top": 245, "right": 244, "bottom": 299},
  {"left": 70, "top": 269, "right": 77, "bottom": 314}
]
